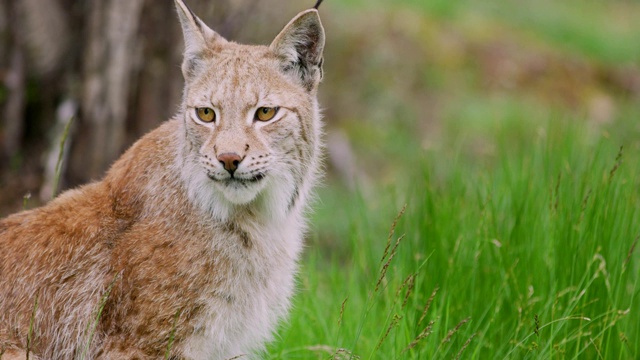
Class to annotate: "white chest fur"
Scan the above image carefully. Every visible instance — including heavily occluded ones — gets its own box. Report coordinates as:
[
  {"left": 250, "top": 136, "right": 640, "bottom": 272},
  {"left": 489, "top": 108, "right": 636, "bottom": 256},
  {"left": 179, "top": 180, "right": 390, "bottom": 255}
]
[{"left": 182, "top": 214, "right": 304, "bottom": 359}]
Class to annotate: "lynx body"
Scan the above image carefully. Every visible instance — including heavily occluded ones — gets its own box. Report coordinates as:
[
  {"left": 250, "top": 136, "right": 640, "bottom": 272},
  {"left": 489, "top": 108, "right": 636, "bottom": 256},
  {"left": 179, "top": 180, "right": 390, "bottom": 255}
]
[{"left": 0, "top": 1, "right": 325, "bottom": 358}]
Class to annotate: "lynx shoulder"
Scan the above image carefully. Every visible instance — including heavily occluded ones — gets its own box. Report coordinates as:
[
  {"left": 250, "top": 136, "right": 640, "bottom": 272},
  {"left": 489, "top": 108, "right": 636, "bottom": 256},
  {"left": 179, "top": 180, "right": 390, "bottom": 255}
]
[{"left": 0, "top": 0, "right": 325, "bottom": 359}]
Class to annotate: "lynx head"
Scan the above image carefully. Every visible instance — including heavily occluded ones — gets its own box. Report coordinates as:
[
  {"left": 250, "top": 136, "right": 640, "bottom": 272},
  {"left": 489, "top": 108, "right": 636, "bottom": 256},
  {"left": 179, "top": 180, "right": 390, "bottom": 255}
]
[{"left": 174, "top": 0, "right": 325, "bottom": 220}]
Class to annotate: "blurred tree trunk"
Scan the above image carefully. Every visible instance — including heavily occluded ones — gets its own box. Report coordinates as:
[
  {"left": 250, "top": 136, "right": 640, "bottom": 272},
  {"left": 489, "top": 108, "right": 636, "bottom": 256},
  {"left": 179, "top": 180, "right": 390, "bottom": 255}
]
[
  {"left": 0, "top": 0, "right": 26, "bottom": 165},
  {"left": 69, "top": 0, "right": 145, "bottom": 184}
]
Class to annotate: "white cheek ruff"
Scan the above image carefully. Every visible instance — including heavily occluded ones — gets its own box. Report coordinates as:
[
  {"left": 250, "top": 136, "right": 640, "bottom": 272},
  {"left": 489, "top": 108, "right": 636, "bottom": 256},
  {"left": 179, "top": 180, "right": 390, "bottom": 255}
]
[{"left": 179, "top": 155, "right": 233, "bottom": 220}]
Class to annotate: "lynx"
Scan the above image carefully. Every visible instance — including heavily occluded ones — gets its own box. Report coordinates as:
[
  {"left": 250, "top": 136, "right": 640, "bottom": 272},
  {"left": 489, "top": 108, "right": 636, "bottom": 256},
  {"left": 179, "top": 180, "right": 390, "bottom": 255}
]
[{"left": 0, "top": 0, "right": 325, "bottom": 358}]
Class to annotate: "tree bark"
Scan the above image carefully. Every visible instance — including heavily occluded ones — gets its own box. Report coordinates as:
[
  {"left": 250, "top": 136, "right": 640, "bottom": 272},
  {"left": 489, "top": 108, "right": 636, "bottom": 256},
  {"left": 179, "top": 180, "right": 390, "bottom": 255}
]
[
  {"left": 0, "top": 0, "right": 25, "bottom": 164},
  {"left": 70, "top": 0, "right": 145, "bottom": 183}
]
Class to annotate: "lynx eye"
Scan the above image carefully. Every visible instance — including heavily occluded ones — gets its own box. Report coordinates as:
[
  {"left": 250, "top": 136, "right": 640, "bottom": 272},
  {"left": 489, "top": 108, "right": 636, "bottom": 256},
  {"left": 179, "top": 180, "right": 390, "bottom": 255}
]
[
  {"left": 196, "top": 107, "right": 216, "bottom": 123},
  {"left": 255, "top": 107, "right": 279, "bottom": 122}
]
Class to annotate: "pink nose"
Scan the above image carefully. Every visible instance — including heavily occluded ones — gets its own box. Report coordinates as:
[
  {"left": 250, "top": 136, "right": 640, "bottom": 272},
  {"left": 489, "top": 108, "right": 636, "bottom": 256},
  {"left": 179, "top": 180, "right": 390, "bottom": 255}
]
[{"left": 217, "top": 152, "right": 242, "bottom": 174}]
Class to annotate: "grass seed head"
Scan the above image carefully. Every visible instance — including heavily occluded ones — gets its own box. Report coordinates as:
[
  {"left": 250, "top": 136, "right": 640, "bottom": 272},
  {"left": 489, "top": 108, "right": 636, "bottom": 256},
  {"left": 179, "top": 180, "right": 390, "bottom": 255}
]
[
  {"left": 402, "top": 319, "right": 435, "bottom": 354},
  {"left": 418, "top": 286, "right": 439, "bottom": 325},
  {"left": 338, "top": 296, "right": 348, "bottom": 326},
  {"left": 375, "top": 234, "right": 405, "bottom": 292},
  {"left": 608, "top": 145, "right": 623, "bottom": 180},
  {"left": 376, "top": 314, "right": 402, "bottom": 350},
  {"left": 379, "top": 204, "right": 407, "bottom": 265},
  {"left": 623, "top": 235, "right": 638, "bottom": 270},
  {"left": 454, "top": 332, "right": 477, "bottom": 360},
  {"left": 441, "top": 317, "right": 471, "bottom": 345}
]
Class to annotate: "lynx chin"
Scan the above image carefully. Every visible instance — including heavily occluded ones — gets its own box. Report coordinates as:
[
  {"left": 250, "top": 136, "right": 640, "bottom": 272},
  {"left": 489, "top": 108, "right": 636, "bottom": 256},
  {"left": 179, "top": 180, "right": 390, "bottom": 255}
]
[{"left": 0, "top": 0, "right": 325, "bottom": 358}]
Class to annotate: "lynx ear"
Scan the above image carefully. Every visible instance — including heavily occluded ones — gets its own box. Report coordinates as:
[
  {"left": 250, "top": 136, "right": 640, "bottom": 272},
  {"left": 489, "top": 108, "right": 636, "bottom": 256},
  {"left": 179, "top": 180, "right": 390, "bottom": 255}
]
[
  {"left": 174, "top": 0, "right": 227, "bottom": 79},
  {"left": 270, "top": 9, "right": 325, "bottom": 91}
]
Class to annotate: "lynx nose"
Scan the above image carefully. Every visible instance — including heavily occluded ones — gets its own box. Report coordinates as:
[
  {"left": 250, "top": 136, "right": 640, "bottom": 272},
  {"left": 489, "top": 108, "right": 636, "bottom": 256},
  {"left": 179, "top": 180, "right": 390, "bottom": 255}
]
[{"left": 217, "top": 152, "right": 242, "bottom": 174}]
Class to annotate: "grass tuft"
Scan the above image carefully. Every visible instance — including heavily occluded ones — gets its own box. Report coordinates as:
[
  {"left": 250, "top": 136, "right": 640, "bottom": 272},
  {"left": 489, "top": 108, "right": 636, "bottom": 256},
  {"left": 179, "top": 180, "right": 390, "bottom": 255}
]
[
  {"left": 22, "top": 193, "right": 31, "bottom": 210},
  {"left": 52, "top": 116, "right": 74, "bottom": 198},
  {"left": 81, "top": 272, "right": 121, "bottom": 360},
  {"left": 165, "top": 309, "right": 181, "bottom": 360},
  {"left": 26, "top": 294, "right": 38, "bottom": 360}
]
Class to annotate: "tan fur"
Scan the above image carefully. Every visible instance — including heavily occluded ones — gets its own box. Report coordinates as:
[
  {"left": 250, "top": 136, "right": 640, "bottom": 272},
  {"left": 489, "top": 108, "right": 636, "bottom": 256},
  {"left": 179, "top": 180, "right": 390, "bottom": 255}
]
[{"left": 0, "top": 1, "right": 325, "bottom": 359}]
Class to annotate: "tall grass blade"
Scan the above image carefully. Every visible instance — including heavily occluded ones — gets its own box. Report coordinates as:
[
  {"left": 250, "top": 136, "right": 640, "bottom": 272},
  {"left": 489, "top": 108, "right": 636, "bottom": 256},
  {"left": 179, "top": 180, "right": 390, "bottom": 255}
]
[{"left": 52, "top": 116, "right": 74, "bottom": 198}]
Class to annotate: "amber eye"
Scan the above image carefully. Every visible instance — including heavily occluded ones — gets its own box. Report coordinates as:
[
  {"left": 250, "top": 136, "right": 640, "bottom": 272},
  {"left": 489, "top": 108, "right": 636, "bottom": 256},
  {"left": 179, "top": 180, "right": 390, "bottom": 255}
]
[
  {"left": 255, "top": 107, "right": 279, "bottom": 122},
  {"left": 196, "top": 107, "right": 215, "bottom": 123}
]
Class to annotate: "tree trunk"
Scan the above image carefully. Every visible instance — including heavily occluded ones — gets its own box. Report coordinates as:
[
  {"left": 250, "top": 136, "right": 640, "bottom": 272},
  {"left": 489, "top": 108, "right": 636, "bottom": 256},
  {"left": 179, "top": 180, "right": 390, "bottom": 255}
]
[
  {"left": 70, "top": 0, "right": 145, "bottom": 183},
  {"left": 0, "top": 0, "right": 25, "bottom": 165}
]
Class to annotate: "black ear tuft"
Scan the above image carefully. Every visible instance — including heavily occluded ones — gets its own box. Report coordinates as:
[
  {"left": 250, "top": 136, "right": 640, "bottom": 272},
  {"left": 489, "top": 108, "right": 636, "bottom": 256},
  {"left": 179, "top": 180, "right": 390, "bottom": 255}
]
[{"left": 313, "top": 0, "right": 324, "bottom": 10}]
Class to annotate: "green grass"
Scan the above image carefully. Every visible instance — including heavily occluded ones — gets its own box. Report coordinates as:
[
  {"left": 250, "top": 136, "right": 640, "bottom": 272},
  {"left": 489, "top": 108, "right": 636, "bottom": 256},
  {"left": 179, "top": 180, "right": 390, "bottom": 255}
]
[{"left": 268, "top": 117, "right": 640, "bottom": 359}]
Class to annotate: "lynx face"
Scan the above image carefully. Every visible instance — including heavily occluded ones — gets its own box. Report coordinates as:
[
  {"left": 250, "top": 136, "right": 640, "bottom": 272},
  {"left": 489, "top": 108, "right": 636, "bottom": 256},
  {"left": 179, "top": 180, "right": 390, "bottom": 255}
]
[
  {"left": 175, "top": 2, "right": 324, "bottom": 213},
  {"left": 184, "top": 49, "right": 312, "bottom": 205}
]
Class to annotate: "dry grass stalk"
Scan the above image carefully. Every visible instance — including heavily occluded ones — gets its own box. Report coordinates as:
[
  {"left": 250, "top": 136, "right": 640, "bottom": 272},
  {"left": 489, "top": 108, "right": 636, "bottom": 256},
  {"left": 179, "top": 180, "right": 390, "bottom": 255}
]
[
  {"left": 376, "top": 314, "right": 402, "bottom": 350},
  {"left": 331, "top": 348, "right": 359, "bottom": 359},
  {"left": 338, "top": 296, "right": 348, "bottom": 326},
  {"left": 623, "top": 235, "right": 638, "bottom": 270},
  {"left": 305, "top": 345, "right": 357, "bottom": 359},
  {"left": 402, "top": 274, "right": 416, "bottom": 309},
  {"left": 402, "top": 320, "right": 435, "bottom": 354},
  {"left": 375, "top": 234, "right": 405, "bottom": 292},
  {"left": 379, "top": 204, "right": 407, "bottom": 265},
  {"left": 588, "top": 337, "right": 605, "bottom": 360},
  {"left": 454, "top": 332, "right": 477, "bottom": 360},
  {"left": 578, "top": 189, "right": 591, "bottom": 224},
  {"left": 551, "top": 173, "right": 562, "bottom": 212},
  {"left": 418, "top": 286, "right": 439, "bottom": 325},
  {"left": 395, "top": 273, "right": 414, "bottom": 298},
  {"left": 394, "top": 273, "right": 416, "bottom": 308},
  {"left": 441, "top": 317, "right": 471, "bottom": 345},
  {"left": 608, "top": 145, "right": 623, "bottom": 180}
]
